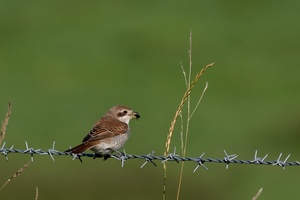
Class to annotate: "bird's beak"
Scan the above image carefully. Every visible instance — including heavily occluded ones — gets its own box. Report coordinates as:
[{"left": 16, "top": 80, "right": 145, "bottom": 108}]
[{"left": 131, "top": 111, "right": 140, "bottom": 119}]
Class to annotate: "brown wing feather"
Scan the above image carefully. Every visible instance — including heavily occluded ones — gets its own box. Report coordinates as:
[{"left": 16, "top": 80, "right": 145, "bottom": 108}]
[
  {"left": 82, "top": 116, "right": 128, "bottom": 143},
  {"left": 65, "top": 142, "right": 98, "bottom": 154},
  {"left": 65, "top": 116, "right": 128, "bottom": 154}
]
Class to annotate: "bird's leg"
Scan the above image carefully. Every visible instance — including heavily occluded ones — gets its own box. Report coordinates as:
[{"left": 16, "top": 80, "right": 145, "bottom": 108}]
[
  {"left": 78, "top": 155, "right": 83, "bottom": 163},
  {"left": 103, "top": 149, "right": 124, "bottom": 160},
  {"left": 103, "top": 154, "right": 111, "bottom": 160}
]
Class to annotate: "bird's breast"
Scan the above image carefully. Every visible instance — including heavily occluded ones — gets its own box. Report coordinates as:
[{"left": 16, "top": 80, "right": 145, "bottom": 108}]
[{"left": 91, "top": 132, "right": 129, "bottom": 155}]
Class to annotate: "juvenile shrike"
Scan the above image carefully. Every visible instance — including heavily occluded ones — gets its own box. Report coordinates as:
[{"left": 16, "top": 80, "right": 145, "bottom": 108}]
[{"left": 65, "top": 105, "right": 140, "bottom": 159}]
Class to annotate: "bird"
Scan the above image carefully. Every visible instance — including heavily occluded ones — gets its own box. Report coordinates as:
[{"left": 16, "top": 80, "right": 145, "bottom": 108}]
[{"left": 65, "top": 105, "right": 140, "bottom": 160}]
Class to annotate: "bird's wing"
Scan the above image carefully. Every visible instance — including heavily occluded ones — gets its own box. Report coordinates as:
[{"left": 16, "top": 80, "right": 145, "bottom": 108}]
[
  {"left": 64, "top": 116, "right": 128, "bottom": 154},
  {"left": 82, "top": 116, "right": 128, "bottom": 143}
]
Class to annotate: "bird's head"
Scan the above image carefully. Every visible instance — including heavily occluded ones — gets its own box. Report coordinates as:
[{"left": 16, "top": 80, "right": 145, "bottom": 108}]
[{"left": 108, "top": 105, "right": 140, "bottom": 124}]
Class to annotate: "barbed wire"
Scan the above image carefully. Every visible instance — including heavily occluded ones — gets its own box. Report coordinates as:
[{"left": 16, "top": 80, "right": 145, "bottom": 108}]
[{"left": 1, "top": 141, "right": 299, "bottom": 172}]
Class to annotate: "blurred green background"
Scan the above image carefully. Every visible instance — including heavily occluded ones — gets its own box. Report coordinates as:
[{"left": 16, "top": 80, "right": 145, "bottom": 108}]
[{"left": 1, "top": 1, "right": 300, "bottom": 199}]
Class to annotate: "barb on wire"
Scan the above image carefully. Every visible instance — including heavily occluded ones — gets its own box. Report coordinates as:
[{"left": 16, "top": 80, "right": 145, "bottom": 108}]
[
  {"left": 111, "top": 149, "right": 127, "bottom": 168},
  {"left": 272, "top": 153, "right": 291, "bottom": 169},
  {"left": 140, "top": 150, "right": 156, "bottom": 168},
  {"left": 24, "top": 141, "right": 34, "bottom": 162},
  {"left": 1, "top": 142, "right": 8, "bottom": 160},
  {"left": 1, "top": 142, "right": 300, "bottom": 172},
  {"left": 251, "top": 150, "right": 268, "bottom": 164},
  {"left": 223, "top": 150, "right": 238, "bottom": 169},
  {"left": 162, "top": 147, "right": 179, "bottom": 164},
  {"left": 193, "top": 152, "right": 208, "bottom": 172},
  {"left": 47, "top": 141, "right": 57, "bottom": 162}
]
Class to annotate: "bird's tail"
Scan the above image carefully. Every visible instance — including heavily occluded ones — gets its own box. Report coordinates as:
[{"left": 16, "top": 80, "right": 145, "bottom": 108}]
[{"left": 65, "top": 143, "right": 91, "bottom": 154}]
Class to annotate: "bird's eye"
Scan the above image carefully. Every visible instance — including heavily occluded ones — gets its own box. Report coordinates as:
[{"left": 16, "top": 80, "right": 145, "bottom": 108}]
[{"left": 123, "top": 110, "right": 128, "bottom": 114}]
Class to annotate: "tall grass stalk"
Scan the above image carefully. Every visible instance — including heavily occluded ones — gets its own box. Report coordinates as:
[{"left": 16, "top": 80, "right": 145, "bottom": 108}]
[
  {"left": 163, "top": 31, "right": 214, "bottom": 199},
  {"left": 0, "top": 102, "right": 12, "bottom": 145}
]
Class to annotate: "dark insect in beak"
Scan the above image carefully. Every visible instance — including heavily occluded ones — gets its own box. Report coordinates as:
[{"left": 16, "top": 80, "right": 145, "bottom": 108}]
[{"left": 134, "top": 112, "right": 140, "bottom": 119}]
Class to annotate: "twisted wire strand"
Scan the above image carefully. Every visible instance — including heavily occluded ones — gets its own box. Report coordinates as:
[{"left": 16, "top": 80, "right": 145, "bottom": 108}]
[{"left": 1, "top": 142, "right": 299, "bottom": 171}]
